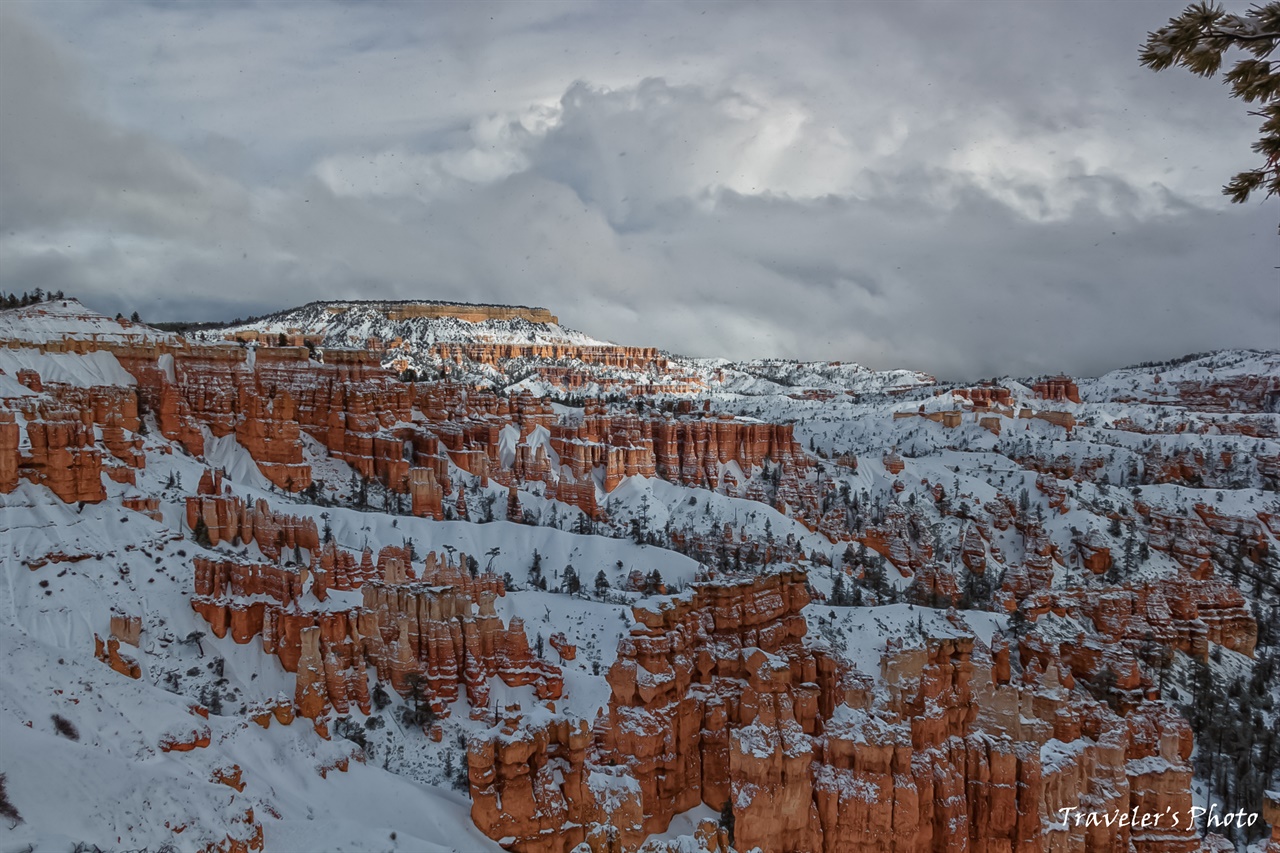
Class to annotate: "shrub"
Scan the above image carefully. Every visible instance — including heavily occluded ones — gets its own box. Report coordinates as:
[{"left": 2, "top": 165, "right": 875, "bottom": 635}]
[
  {"left": 51, "top": 714, "right": 79, "bottom": 741},
  {"left": 0, "top": 773, "right": 21, "bottom": 827}
]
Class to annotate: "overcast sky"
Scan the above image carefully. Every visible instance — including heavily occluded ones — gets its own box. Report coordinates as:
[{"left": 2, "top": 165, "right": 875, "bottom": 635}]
[{"left": 1, "top": 1, "right": 1275, "bottom": 379}]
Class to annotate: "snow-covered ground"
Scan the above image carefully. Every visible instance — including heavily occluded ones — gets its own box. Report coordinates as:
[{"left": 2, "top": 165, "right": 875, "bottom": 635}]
[{"left": 2, "top": 299, "right": 1277, "bottom": 851}]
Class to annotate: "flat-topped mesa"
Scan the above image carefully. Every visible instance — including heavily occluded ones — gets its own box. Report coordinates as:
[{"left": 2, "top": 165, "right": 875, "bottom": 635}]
[{"left": 330, "top": 300, "right": 559, "bottom": 324}]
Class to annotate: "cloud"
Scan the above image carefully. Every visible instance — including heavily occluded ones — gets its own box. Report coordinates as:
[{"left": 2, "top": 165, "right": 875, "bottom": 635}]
[{"left": 1, "top": 1, "right": 1275, "bottom": 380}]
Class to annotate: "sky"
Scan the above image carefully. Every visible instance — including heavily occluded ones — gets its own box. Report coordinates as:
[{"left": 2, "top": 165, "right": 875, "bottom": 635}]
[{"left": 0, "top": 0, "right": 1275, "bottom": 380}]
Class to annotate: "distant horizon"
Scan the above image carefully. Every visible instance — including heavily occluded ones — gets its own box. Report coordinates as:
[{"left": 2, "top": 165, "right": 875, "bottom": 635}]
[
  {"left": 14, "top": 289, "right": 1270, "bottom": 385},
  {"left": 1, "top": 1, "right": 1275, "bottom": 380}
]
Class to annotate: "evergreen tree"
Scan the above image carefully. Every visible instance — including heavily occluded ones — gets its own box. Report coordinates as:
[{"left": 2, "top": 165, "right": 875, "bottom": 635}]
[
  {"left": 718, "top": 799, "right": 735, "bottom": 847},
  {"left": 1141, "top": 2, "right": 1280, "bottom": 220},
  {"left": 563, "top": 564, "right": 581, "bottom": 595},
  {"left": 401, "top": 673, "right": 437, "bottom": 728},
  {"left": 1007, "top": 603, "right": 1031, "bottom": 640},
  {"left": 831, "top": 572, "right": 849, "bottom": 607}
]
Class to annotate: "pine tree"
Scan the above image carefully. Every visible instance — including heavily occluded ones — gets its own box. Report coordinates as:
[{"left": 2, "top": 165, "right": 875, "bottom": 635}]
[
  {"left": 831, "top": 572, "right": 849, "bottom": 607},
  {"left": 563, "top": 564, "right": 581, "bottom": 595},
  {"left": 719, "top": 799, "right": 735, "bottom": 846},
  {"left": 1008, "top": 603, "right": 1030, "bottom": 640},
  {"left": 1141, "top": 1, "right": 1280, "bottom": 224}
]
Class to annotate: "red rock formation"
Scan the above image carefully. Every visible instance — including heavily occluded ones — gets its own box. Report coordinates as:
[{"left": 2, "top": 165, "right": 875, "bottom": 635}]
[
  {"left": 159, "top": 723, "right": 212, "bottom": 752},
  {"left": 471, "top": 571, "right": 841, "bottom": 849},
  {"left": 15, "top": 367, "right": 42, "bottom": 392},
  {"left": 110, "top": 612, "right": 142, "bottom": 647},
  {"left": 1033, "top": 375, "right": 1081, "bottom": 404},
  {"left": 211, "top": 764, "right": 246, "bottom": 792},
  {"left": 184, "top": 493, "right": 319, "bottom": 560},
  {"left": 1263, "top": 792, "right": 1280, "bottom": 853},
  {"left": 93, "top": 633, "right": 141, "bottom": 679},
  {"left": 469, "top": 570, "right": 1210, "bottom": 853},
  {"left": 1035, "top": 473, "right": 1072, "bottom": 514},
  {"left": 432, "top": 342, "right": 662, "bottom": 371},
  {"left": 22, "top": 417, "right": 105, "bottom": 502},
  {"left": 1020, "top": 408, "right": 1076, "bottom": 431},
  {"left": 548, "top": 633, "right": 577, "bottom": 662},
  {"left": 952, "top": 385, "right": 1013, "bottom": 407},
  {"left": 0, "top": 411, "right": 19, "bottom": 493},
  {"left": 185, "top": 542, "right": 556, "bottom": 723},
  {"left": 122, "top": 495, "right": 163, "bottom": 521},
  {"left": 959, "top": 523, "right": 988, "bottom": 574},
  {"left": 360, "top": 579, "right": 560, "bottom": 715},
  {"left": 469, "top": 713, "right": 634, "bottom": 853},
  {"left": 1074, "top": 529, "right": 1112, "bottom": 574},
  {"left": 861, "top": 503, "right": 933, "bottom": 574},
  {"left": 409, "top": 467, "right": 444, "bottom": 519},
  {"left": 1174, "top": 373, "right": 1280, "bottom": 413}
]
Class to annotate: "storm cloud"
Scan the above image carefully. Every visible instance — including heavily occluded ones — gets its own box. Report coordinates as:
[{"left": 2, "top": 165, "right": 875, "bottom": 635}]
[{"left": 1, "top": 1, "right": 1274, "bottom": 379}]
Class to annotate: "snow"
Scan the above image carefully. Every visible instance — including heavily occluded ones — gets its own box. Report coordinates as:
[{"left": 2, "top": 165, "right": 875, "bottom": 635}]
[
  {"left": 0, "top": 347, "right": 137, "bottom": 388},
  {"left": 3, "top": 300, "right": 1277, "bottom": 851},
  {"left": 220, "top": 300, "right": 610, "bottom": 350},
  {"left": 0, "top": 299, "right": 180, "bottom": 347},
  {"left": 0, "top": 477, "right": 503, "bottom": 852},
  {"left": 806, "top": 603, "right": 1007, "bottom": 676}
]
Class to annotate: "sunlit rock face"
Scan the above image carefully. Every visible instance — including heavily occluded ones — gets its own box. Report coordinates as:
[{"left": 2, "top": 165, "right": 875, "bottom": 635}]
[{"left": 0, "top": 299, "right": 1274, "bottom": 852}]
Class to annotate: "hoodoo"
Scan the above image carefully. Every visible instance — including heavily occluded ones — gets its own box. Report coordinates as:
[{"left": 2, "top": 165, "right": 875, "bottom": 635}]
[{"left": 1, "top": 298, "right": 1275, "bottom": 852}]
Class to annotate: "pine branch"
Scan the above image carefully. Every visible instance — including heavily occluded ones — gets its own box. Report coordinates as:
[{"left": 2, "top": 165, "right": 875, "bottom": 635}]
[{"left": 1208, "top": 28, "right": 1280, "bottom": 42}]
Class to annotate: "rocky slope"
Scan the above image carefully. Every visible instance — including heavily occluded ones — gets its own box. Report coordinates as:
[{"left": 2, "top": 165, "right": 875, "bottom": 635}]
[
  {"left": 1, "top": 296, "right": 1277, "bottom": 853},
  {"left": 210, "top": 299, "right": 934, "bottom": 399}
]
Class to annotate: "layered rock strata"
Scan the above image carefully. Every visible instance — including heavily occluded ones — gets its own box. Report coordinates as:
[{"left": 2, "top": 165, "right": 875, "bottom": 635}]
[{"left": 466, "top": 570, "right": 1209, "bottom": 853}]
